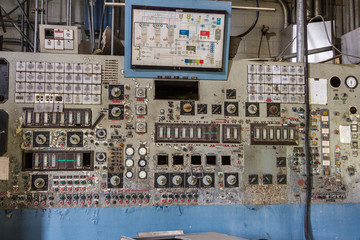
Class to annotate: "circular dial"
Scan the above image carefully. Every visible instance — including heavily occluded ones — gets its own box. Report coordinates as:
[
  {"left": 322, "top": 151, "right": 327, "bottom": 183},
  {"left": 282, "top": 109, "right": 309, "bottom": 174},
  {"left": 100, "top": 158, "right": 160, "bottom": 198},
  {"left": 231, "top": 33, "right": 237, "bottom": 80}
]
[
  {"left": 69, "top": 134, "right": 80, "bottom": 145},
  {"left": 125, "top": 159, "right": 134, "bottom": 167},
  {"left": 111, "top": 87, "right": 122, "bottom": 97},
  {"left": 138, "top": 159, "right": 147, "bottom": 167},
  {"left": 125, "top": 147, "right": 134, "bottom": 156},
  {"left": 110, "top": 175, "right": 121, "bottom": 186},
  {"left": 138, "top": 171, "right": 147, "bottom": 179},
  {"left": 202, "top": 175, "right": 213, "bottom": 186},
  {"left": 187, "top": 176, "right": 197, "bottom": 185},
  {"left": 35, "top": 134, "right": 47, "bottom": 145},
  {"left": 138, "top": 147, "right": 147, "bottom": 156},
  {"left": 157, "top": 175, "right": 167, "bottom": 186},
  {"left": 226, "top": 175, "right": 237, "bottom": 185},
  {"left": 125, "top": 171, "right": 133, "bottom": 178},
  {"left": 226, "top": 104, "right": 237, "bottom": 114},
  {"left": 34, "top": 177, "right": 46, "bottom": 189},
  {"left": 172, "top": 175, "right": 183, "bottom": 186},
  {"left": 345, "top": 76, "right": 358, "bottom": 89},
  {"left": 111, "top": 107, "right": 122, "bottom": 117}
]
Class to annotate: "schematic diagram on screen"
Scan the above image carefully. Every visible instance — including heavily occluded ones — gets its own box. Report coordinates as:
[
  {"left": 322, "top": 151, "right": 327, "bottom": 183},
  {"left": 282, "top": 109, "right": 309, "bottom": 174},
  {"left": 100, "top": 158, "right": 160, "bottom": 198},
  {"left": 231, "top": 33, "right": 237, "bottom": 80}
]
[{"left": 131, "top": 6, "right": 226, "bottom": 71}]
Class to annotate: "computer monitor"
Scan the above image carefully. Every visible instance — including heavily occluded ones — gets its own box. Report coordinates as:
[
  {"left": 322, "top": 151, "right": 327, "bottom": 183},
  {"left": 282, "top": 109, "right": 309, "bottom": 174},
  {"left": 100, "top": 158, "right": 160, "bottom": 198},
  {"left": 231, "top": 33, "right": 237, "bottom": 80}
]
[{"left": 125, "top": 0, "right": 232, "bottom": 80}]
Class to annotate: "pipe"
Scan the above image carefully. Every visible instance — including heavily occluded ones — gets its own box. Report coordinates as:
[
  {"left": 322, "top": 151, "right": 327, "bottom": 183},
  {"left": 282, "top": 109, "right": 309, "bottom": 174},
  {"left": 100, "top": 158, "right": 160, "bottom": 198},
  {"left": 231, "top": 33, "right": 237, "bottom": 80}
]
[
  {"left": 306, "top": 0, "right": 314, "bottom": 18},
  {"left": 40, "top": 0, "right": 44, "bottom": 24},
  {"left": 15, "top": 0, "right": 34, "bottom": 30},
  {"left": 86, "top": 0, "right": 94, "bottom": 51},
  {"left": 297, "top": 0, "right": 305, "bottom": 62},
  {"left": 69, "top": 0, "right": 72, "bottom": 25},
  {"left": 90, "top": 0, "right": 95, "bottom": 51},
  {"left": 98, "top": 2, "right": 106, "bottom": 49},
  {"left": 21, "top": 9, "right": 24, "bottom": 51},
  {"left": 344, "top": 0, "right": 349, "bottom": 33},
  {"left": 0, "top": 6, "right": 34, "bottom": 50},
  {"left": 355, "top": 0, "right": 360, "bottom": 29},
  {"left": 314, "top": 0, "right": 322, "bottom": 16},
  {"left": 34, "top": 0, "right": 38, "bottom": 52},
  {"left": 45, "top": 0, "right": 48, "bottom": 24},
  {"left": 349, "top": 0, "right": 355, "bottom": 31},
  {"left": 111, "top": 0, "right": 115, "bottom": 55},
  {"left": 277, "top": 0, "right": 291, "bottom": 28},
  {"left": 104, "top": 2, "right": 277, "bottom": 12},
  {"left": 66, "top": 0, "right": 70, "bottom": 25}
]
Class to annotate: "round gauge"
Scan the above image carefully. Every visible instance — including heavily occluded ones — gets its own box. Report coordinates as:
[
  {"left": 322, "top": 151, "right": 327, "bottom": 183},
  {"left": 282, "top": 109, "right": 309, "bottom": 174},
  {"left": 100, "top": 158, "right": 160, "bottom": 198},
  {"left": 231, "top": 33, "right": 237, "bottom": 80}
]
[
  {"left": 125, "top": 171, "right": 133, "bottom": 178},
  {"left": 125, "top": 159, "right": 134, "bottom": 167},
  {"left": 110, "top": 175, "right": 121, "bottom": 186},
  {"left": 138, "top": 171, "right": 147, "bottom": 179},
  {"left": 138, "top": 159, "right": 147, "bottom": 167},
  {"left": 138, "top": 147, "right": 147, "bottom": 156},
  {"left": 125, "top": 147, "right": 134, "bottom": 156},
  {"left": 345, "top": 76, "right": 358, "bottom": 89}
]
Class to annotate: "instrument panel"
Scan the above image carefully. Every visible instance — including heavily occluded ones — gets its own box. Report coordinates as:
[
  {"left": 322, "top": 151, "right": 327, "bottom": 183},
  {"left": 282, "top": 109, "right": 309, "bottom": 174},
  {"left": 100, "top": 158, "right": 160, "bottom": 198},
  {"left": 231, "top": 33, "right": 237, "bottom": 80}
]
[{"left": 0, "top": 51, "right": 359, "bottom": 208}]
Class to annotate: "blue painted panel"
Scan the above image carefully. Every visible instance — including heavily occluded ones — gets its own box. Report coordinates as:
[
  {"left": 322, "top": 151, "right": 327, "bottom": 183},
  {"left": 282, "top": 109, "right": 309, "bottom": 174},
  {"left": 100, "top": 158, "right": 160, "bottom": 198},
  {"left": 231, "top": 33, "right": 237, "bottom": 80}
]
[
  {"left": 124, "top": 0, "right": 232, "bottom": 80},
  {"left": 1, "top": 204, "right": 360, "bottom": 240}
]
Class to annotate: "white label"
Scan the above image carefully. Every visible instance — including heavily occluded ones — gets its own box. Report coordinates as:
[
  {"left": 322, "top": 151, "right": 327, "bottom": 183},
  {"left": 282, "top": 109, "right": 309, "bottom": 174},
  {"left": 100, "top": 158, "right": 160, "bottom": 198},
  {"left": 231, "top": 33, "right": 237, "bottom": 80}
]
[{"left": 310, "top": 78, "right": 328, "bottom": 105}]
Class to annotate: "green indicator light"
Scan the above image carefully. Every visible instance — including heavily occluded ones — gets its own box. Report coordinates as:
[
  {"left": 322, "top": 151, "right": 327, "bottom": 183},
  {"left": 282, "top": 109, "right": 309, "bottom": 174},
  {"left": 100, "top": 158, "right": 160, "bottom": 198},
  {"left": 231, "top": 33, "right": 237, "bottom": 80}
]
[{"left": 204, "top": 132, "right": 218, "bottom": 135}]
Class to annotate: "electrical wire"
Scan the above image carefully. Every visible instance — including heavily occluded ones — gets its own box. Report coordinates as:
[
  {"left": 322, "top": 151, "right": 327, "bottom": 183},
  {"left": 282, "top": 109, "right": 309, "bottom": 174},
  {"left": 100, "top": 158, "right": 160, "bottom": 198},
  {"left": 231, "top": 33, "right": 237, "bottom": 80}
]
[
  {"left": 276, "top": 15, "right": 360, "bottom": 61},
  {"left": 257, "top": 33, "right": 264, "bottom": 58},
  {"left": 303, "top": 13, "right": 312, "bottom": 240},
  {"left": 235, "top": 0, "right": 259, "bottom": 38}
]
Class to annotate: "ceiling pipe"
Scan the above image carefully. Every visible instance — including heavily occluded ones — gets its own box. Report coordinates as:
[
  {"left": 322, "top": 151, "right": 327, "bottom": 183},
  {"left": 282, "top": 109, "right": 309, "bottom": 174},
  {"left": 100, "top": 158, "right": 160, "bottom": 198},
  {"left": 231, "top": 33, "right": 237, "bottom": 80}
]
[{"left": 277, "top": 0, "right": 291, "bottom": 28}]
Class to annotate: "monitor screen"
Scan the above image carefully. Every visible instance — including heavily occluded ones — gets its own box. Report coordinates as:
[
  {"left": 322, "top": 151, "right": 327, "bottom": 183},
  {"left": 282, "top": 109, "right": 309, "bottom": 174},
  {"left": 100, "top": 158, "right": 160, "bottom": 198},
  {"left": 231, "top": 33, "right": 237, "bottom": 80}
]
[{"left": 131, "top": 6, "right": 226, "bottom": 72}]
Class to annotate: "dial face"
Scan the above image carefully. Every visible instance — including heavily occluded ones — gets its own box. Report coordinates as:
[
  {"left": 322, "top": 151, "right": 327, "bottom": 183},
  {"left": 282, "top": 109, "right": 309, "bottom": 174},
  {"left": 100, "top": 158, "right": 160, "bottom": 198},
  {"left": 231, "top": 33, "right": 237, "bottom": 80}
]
[
  {"left": 138, "top": 159, "right": 147, "bottom": 167},
  {"left": 126, "top": 171, "right": 133, "bottom": 178},
  {"left": 138, "top": 171, "right": 147, "bottom": 179},
  {"left": 125, "top": 147, "right": 134, "bottom": 156},
  {"left": 125, "top": 159, "right": 134, "bottom": 167},
  {"left": 345, "top": 76, "right": 358, "bottom": 89},
  {"left": 138, "top": 147, "right": 147, "bottom": 156}
]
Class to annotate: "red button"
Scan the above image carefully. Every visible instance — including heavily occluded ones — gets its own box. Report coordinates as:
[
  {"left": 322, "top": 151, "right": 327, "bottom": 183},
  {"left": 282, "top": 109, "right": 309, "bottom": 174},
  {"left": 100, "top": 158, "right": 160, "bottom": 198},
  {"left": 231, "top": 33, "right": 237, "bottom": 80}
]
[
  {"left": 181, "top": 199, "right": 184, "bottom": 202},
  {"left": 200, "top": 60, "right": 204, "bottom": 64},
  {"left": 102, "top": 184, "right": 106, "bottom": 188},
  {"left": 87, "top": 201, "right": 91, "bottom": 204},
  {"left": 59, "top": 201, "right": 64, "bottom": 205},
  {"left": 67, "top": 187, "right": 71, "bottom": 191},
  {"left": 41, "top": 201, "right": 46, "bottom": 205},
  {"left": 81, "top": 187, "right": 85, "bottom": 191},
  {"left": 138, "top": 200, "right": 142, "bottom": 203},
  {"left": 187, "top": 199, "right": 191, "bottom": 202},
  {"left": 125, "top": 200, "right": 129, "bottom": 204},
  {"left": 167, "top": 199, "right": 172, "bottom": 203},
  {"left": 161, "top": 199, "right": 165, "bottom": 203},
  {"left": 27, "top": 202, "right": 31, "bottom": 206},
  {"left": 74, "top": 188, "right": 78, "bottom": 191},
  {"left": 118, "top": 200, "right": 122, "bottom": 204},
  {"left": 144, "top": 199, "right": 148, "bottom": 203},
  {"left": 66, "top": 201, "right": 70, "bottom": 205},
  {"left": 34, "top": 201, "right": 39, "bottom": 206},
  {"left": 105, "top": 200, "right": 109, "bottom": 204},
  {"left": 73, "top": 201, "right": 77, "bottom": 205},
  {"left": 174, "top": 199, "right": 178, "bottom": 203},
  {"left": 60, "top": 187, "right": 64, "bottom": 191},
  {"left": 193, "top": 199, "right": 197, "bottom": 202},
  {"left": 80, "top": 201, "right": 84, "bottom": 204},
  {"left": 132, "top": 200, "right": 136, "bottom": 204}
]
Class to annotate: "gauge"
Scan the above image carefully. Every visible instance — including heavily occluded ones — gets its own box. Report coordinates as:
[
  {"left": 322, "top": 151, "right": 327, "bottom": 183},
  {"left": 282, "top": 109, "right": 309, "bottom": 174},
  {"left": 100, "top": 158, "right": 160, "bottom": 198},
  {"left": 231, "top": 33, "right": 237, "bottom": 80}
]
[
  {"left": 138, "top": 159, "right": 147, "bottom": 167},
  {"left": 125, "top": 147, "right": 134, "bottom": 156},
  {"left": 139, "top": 171, "right": 147, "bottom": 179},
  {"left": 125, "top": 171, "right": 133, "bottom": 178},
  {"left": 345, "top": 76, "right": 358, "bottom": 89},
  {"left": 138, "top": 147, "right": 147, "bottom": 156},
  {"left": 125, "top": 159, "right": 134, "bottom": 167}
]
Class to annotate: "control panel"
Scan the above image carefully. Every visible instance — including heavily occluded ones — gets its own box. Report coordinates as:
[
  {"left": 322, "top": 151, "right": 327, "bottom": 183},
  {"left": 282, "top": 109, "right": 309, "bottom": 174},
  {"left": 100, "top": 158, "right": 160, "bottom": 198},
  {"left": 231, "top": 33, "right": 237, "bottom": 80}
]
[{"left": 0, "top": 51, "right": 360, "bottom": 209}]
